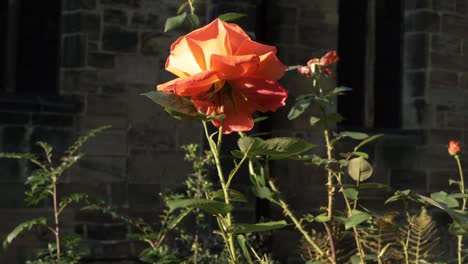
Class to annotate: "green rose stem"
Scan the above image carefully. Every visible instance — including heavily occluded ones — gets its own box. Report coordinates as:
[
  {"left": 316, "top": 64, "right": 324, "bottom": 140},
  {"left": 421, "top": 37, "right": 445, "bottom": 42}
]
[
  {"left": 52, "top": 175, "right": 61, "bottom": 261},
  {"left": 202, "top": 121, "right": 237, "bottom": 263},
  {"left": 455, "top": 154, "right": 465, "bottom": 264}
]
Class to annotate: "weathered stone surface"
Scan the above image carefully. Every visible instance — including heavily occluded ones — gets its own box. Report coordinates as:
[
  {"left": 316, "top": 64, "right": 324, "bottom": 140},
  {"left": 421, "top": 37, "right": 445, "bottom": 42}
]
[
  {"left": 103, "top": 9, "right": 127, "bottom": 25},
  {"left": 102, "top": 26, "right": 138, "bottom": 52},
  {"left": 101, "top": 0, "right": 141, "bottom": 8},
  {"left": 431, "top": 34, "right": 462, "bottom": 55},
  {"left": 62, "top": 70, "right": 99, "bottom": 93},
  {"left": 63, "top": 0, "right": 97, "bottom": 10},
  {"left": 88, "top": 52, "right": 116, "bottom": 69},
  {"left": 405, "top": 71, "right": 426, "bottom": 96},
  {"left": 431, "top": 52, "right": 468, "bottom": 71},
  {"left": 405, "top": 11, "right": 440, "bottom": 32},
  {"left": 62, "top": 35, "right": 86, "bottom": 67},
  {"left": 430, "top": 70, "right": 459, "bottom": 89},
  {"left": 405, "top": 0, "right": 432, "bottom": 10},
  {"left": 404, "top": 33, "right": 429, "bottom": 69},
  {"left": 441, "top": 14, "right": 468, "bottom": 36},
  {"left": 433, "top": 0, "right": 456, "bottom": 12},
  {"left": 32, "top": 113, "right": 75, "bottom": 127},
  {"left": 62, "top": 12, "right": 100, "bottom": 40}
]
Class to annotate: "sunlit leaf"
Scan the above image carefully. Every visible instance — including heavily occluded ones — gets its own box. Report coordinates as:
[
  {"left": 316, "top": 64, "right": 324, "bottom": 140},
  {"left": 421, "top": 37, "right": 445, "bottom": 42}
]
[
  {"left": 218, "top": 12, "right": 246, "bottom": 22},
  {"left": 212, "top": 189, "right": 248, "bottom": 202},
  {"left": 238, "top": 136, "right": 315, "bottom": 159},
  {"left": 287, "top": 98, "right": 311, "bottom": 120},
  {"left": 227, "top": 220, "right": 288, "bottom": 234},
  {"left": 347, "top": 157, "right": 373, "bottom": 182},
  {"left": 166, "top": 198, "right": 233, "bottom": 214},
  {"left": 345, "top": 211, "right": 371, "bottom": 229},
  {"left": 3, "top": 217, "right": 47, "bottom": 248},
  {"left": 164, "top": 12, "right": 187, "bottom": 32},
  {"left": 340, "top": 131, "right": 369, "bottom": 140}
]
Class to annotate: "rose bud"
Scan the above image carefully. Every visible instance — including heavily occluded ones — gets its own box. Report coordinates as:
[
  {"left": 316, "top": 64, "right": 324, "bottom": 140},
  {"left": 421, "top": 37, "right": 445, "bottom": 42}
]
[{"left": 448, "top": 140, "right": 461, "bottom": 156}]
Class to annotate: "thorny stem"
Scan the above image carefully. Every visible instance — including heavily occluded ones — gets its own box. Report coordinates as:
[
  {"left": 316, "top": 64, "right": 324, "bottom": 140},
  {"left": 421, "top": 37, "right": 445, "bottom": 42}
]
[
  {"left": 268, "top": 179, "right": 330, "bottom": 260},
  {"left": 202, "top": 121, "right": 236, "bottom": 263},
  {"left": 52, "top": 176, "right": 61, "bottom": 261},
  {"left": 323, "top": 129, "right": 337, "bottom": 264},
  {"left": 456, "top": 155, "right": 465, "bottom": 264},
  {"left": 403, "top": 201, "right": 411, "bottom": 264},
  {"left": 187, "top": 0, "right": 195, "bottom": 14}
]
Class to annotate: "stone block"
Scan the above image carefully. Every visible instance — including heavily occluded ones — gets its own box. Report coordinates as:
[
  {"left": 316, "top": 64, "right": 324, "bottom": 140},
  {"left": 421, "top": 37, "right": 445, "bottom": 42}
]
[
  {"left": 104, "top": 9, "right": 128, "bottom": 25},
  {"left": 63, "top": 0, "right": 96, "bottom": 10},
  {"left": 40, "top": 95, "right": 85, "bottom": 114},
  {"left": 101, "top": 82, "right": 127, "bottom": 95},
  {"left": 441, "top": 14, "right": 468, "bottom": 36},
  {"left": 32, "top": 113, "right": 75, "bottom": 128},
  {"left": 80, "top": 115, "right": 129, "bottom": 129},
  {"left": 128, "top": 183, "right": 160, "bottom": 208},
  {"left": 87, "top": 95, "right": 128, "bottom": 116},
  {"left": 86, "top": 222, "right": 128, "bottom": 240},
  {"left": 404, "top": 33, "right": 429, "bottom": 69},
  {"left": 433, "top": 0, "right": 456, "bottom": 12},
  {"left": 114, "top": 55, "right": 159, "bottom": 83},
  {"left": 456, "top": 0, "right": 467, "bottom": 14},
  {"left": 405, "top": 11, "right": 440, "bottom": 32},
  {"left": 390, "top": 169, "right": 427, "bottom": 191},
  {"left": 0, "top": 112, "right": 30, "bottom": 125},
  {"left": 67, "top": 156, "right": 127, "bottom": 183},
  {"left": 101, "top": 0, "right": 141, "bottom": 8},
  {"left": 81, "top": 130, "right": 127, "bottom": 156},
  {"left": 405, "top": 0, "right": 432, "bottom": 10},
  {"left": 0, "top": 184, "right": 27, "bottom": 208},
  {"left": 62, "top": 12, "right": 100, "bottom": 40},
  {"left": 430, "top": 70, "right": 459, "bottom": 89},
  {"left": 61, "top": 70, "right": 99, "bottom": 93},
  {"left": 431, "top": 34, "right": 462, "bottom": 55},
  {"left": 87, "top": 240, "right": 133, "bottom": 259},
  {"left": 88, "top": 52, "right": 115, "bottom": 69},
  {"left": 102, "top": 26, "right": 138, "bottom": 52},
  {"left": 3, "top": 127, "right": 26, "bottom": 152},
  {"left": 405, "top": 71, "right": 426, "bottom": 96},
  {"left": 461, "top": 72, "right": 468, "bottom": 89},
  {"left": 431, "top": 52, "right": 468, "bottom": 71},
  {"left": 62, "top": 35, "right": 86, "bottom": 68}
]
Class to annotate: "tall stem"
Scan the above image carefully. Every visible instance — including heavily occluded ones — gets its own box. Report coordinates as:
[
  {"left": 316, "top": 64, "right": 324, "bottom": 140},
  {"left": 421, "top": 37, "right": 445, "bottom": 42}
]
[
  {"left": 323, "top": 129, "right": 337, "bottom": 264},
  {"left": 52, "top": 176, "right": 61, "bottom": 260},
  {"left": 202, "top": 121, "right": 236, "bottom": 263},
  {"left": 268, "top": 179, "right": 331, "bottom": 261},
  {"left": 456, "top": 156, "right": 465, "bottom": 264}
]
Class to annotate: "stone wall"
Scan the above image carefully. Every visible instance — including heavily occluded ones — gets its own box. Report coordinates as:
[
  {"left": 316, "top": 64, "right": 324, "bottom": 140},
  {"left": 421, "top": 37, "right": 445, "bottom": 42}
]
[{"left": 1, "top": 0, "right": 468, "bottom": 263}]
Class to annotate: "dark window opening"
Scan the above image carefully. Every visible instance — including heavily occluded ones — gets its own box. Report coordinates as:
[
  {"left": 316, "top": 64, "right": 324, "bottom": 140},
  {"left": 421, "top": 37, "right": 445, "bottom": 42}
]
[
  {"left": 338, "top": 0, "right": 402, "bottom": 129},
  {"left": 0, "top": 0, "right": 7, "bottom": 91},
  {"left": 337, "top": 0, "right": 368, "bottom": 128},
  {"left": 15, "top": 0, "right": 61, "bottom": 94},
  {"left": 373, "top": 0, "right": 402, "bottom": 128}
]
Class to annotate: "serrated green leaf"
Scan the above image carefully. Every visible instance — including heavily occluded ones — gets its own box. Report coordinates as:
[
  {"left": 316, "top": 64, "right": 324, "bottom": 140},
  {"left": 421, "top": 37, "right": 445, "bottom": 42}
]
[
  {"left": 349, "top": 255, "right": 363, "bottom": 264},
  {"left": 238, "top": 137, "right": 315, "bottom": 159},
  {"left": 186, "top": 13, "right": 200, "bottom": 29},
  {"left": 36, "top": 141, "right": 53, "bottom": 163},
  {"left": 354, "top": 134, "right": 384, "bottom": 151},
  {"left": 345, "top": 211, "right": 371, "bottom": 229},
  {"left": 165, "top": 198, "right": 233, "bottom": 214},
  {"left": 176, "top": 2, "right": 189, "bottom": 14},
  {"left": 212, "top": 189, "right": 248, "bottom": 202},
  {"left": 142, "top": 91, "right": 199, "bottom": 118},
  {"left": 3, "top": 217, "right": 47, "bottom": 248},
  {"left": 227, "top": 220, "right": 288, "bottom": 234},
  {"left": 347, "top": 157, "right": 373, "bottom": 182},
  {"left": 431, "top": 191, "right": 459, "bottom": 208},
  {"left": 253, "top": 116, "right": 269, "bottom": 123},
  {"left": 309, "top": 116, "right": 320, "bottom": 126},
  {"left": 59, "top": 193, "right": 90, "bottom": 209},
  {"left": 164, "top": 12, "right": 187, "bottom": 32},
  {"left": 343, "top": 187, "right": 358, "bottom": 200},
  {"left": 314, "top": 213, "right": 330, "bottom": 223},
  {"left": 237, "top": 235, "right": 254, "bottom": 264},
  {"left": 218, "top": 12, "right": 246, "bottom": 22},
  {"left": 287, "top": 98, "right": 311, "bottom": 120},
  {"left": 340, "top": 131, "right": 369, "bottom": 140},
  {"left": 166, "top": 209, "right": 191, "bottom": 230},
  {"left": 252, "top": 186, "right": 274, "bottom": 200},
  {"left": 418, "top": 195, "right": 468, "bottom": 235}
]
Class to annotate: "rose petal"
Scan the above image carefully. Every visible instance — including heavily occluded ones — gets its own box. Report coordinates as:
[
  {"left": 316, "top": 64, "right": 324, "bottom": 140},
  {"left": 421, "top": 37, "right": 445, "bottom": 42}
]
[
  {"left": 157, "top": 71, "right": 221, "bottom": 97},
  {"left": 166, "top": 37, "right": 206, "bottom": 77},
  {"left": 211, "top": 54, "right": 260, "bottom": 80},
  {"left": 230, "top": 78, "right": 287, "bottom": 112},
  {"left": 255, "top": 51, "right": 287, "bottom": 80},
  {"left": 235, "top": 39, "right": 276, "bottom": 57}
]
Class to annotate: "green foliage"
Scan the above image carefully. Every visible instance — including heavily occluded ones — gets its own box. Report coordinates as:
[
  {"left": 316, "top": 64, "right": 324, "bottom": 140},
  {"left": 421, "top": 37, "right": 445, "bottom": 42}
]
[
  {"left": 401, "top": 207, "right": 442, "bottom": 263},
  {"left": 347, "top": 157, "right": 373, "bottom": 182},
  {"left": 166, "top": 198, "right": 234, "bottom": 214},
  {"left": 218, "top": 13, "right": 247, "bottom": 22},
  {"left": 344, "top": 210, "right": 371, "bottom": 230},
  {"left": 227, "top": 221, "right": 288, "bottom": 234},
  {"left": 3, "top": 217, "right": 47, "bottom": 249},
  {"left": 1, "top": 126, "right": 109, "bottom": 263},
  {"left": 237, "top": 136, "right": 316, "bottom": 159}
]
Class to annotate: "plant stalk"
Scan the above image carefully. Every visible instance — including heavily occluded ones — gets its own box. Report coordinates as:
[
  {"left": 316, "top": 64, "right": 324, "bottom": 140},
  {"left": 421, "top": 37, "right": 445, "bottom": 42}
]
[
  {"left": 323, "top": 129, "right": 337, "bottom": 264},
  {"left": 52, "top": 176, "right": 61, "bottom": 261},
  {"left": 202, "top": 121, "right": 236, "bottom": 263},
  {"left": 456, "top": 155, "right": 465, "bottom": 264}
]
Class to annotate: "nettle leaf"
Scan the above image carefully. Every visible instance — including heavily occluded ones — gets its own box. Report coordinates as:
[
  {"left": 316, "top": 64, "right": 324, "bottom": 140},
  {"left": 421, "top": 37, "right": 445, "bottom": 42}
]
[
  {"left": 142, "top": 91, "right": 200, "bottom": 118},
  {"left": 238, "top": 137, "right": 315, "bottom": 159},
  {"left": 212, "top": 189, "right": 248, "bottom": 202},
  {"left": 186, "top": 13, "right": 200, "bottom": 29},
  {"left": 430, "top": 191, "right": 459, "bottom": 208},
  {"left": 345, "top": 211, "right": 371, "bottom": 230},
  {"left": 165, "top": 198, "right": 233, "bottom": 214},
  {"left": 218, "top": 12, "right": 246, "bottom": 22},
  {"left": 166, "top": 209, "right": 191, "bottom": 231},
  {"left": 340, "top": 131, "right": 369, "bottom": 140},
  {"left": 287, "top": 98, "right": 311, "bottom": 120},
  {"left": 342, "top": 187, "right": 358, "bottom": 200},
  {"left": 347, "top": 157, "right": 373, "bottom": 182},
  {"left": 227, "top": 220, "right": 288, "bottom": 234},
  {"left": 164, "top": 12, "right": 187, "bottom": 32},
  {"left": 3, "top": 217, "right": 47, "bottom": 248}
]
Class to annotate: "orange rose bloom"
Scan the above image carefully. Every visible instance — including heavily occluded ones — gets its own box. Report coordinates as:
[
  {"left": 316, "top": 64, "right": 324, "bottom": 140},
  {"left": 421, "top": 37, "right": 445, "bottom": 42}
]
[{"left": 157, "top": 18, "right": 287, "bottom": 134}]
